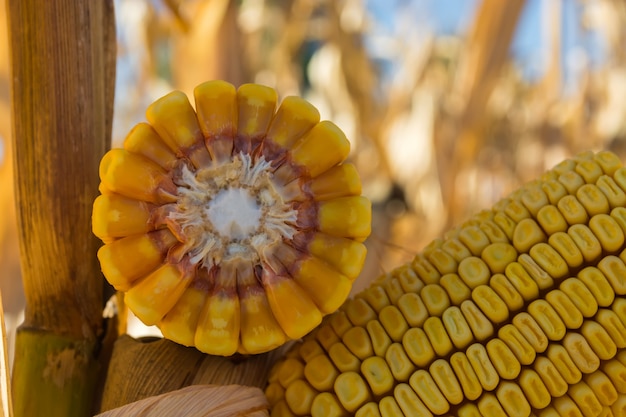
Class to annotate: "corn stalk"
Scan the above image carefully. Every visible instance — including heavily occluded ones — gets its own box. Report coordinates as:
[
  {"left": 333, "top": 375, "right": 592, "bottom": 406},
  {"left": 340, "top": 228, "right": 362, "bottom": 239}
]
[{"left": 6, "top": 0, "right": 116, "bottom": 415}]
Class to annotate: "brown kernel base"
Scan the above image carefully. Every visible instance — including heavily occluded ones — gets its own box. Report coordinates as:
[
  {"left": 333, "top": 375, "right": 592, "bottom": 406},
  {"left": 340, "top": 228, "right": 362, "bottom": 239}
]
[{"left": 267, "top": 151, "right": 626, "bottom": 417}]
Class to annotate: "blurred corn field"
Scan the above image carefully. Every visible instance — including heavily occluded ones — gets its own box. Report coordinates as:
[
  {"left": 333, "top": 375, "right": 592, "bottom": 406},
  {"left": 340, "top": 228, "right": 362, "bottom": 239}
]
[{"left": 1, "top": 0, "right": 626, "bottom": 376}]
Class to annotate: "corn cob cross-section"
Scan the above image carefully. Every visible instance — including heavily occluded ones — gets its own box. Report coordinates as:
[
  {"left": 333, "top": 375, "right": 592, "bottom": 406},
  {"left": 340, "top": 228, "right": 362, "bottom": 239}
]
[
  {"left": 267, "top": 150, "right": 626, "bottom": 417},
  {"left": 92, "top": 81, "right": 371, "bottom": 355}
]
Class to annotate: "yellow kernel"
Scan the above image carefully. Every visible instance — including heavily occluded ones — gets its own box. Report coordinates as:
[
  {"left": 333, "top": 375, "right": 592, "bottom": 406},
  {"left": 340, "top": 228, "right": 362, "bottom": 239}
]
[
  {"left": 276, "top": 358, "right": 305, "bottom": 389},
  {"left": 235, "top": 83, "right": 277, "bottom": 148},
  {"left": 385, "top": 343, "right": 415, "bottom": 382},
  {"left": 547, "top": 231, "right": 584, "bottom": 269},
  {"left": 596, "top": 175, "right": 626, "bottom": 208},
  {"left": 429, "top": 359, "right": 463, "bottom": 405},
  {"left": 458, "top": 256, "right": 491, "bottom": 289},
  {"left": 316, "top": 325, "right": 340, "bottom": 351},
  {"left": 402, "top": 328, "right": 435, "bottom": 368},
  {"left": 519, "top": 369, "right": 551, "bottom": 409},
  {"left": 92, "top": 194, "right": 154, "bottom": 240},
  {"left": 285, "top": 379, "right": 319, "bottom": 416},
  {"left": 569, "top": 381, "right": 603, "bottom": 417},
  {"left": 299, "top": 339, "right": 324, "bottom": 363},
  {"left": 345, "top": 298, "right": 377, "bottom": 327},
  {"left": 584, "top": 371, "right": 618, "bottom": 406},
  {"left": 396, "top": 266, "right": 424, "bottom": 294},
  {"left": 513, "top": 218, "right": 547, "bottom": 253},
  {"left": 123, "top": 122, "right": 177, "bottom": 169},
  {"left": 420, "top": 284, "right": 450, "bottom": 316},
  {"left": 380, "top": 278, "right": 404, "bottom": 306},
  {"left": 518, "top": 253, "right": 555, "bottom": 290},
  {"left": 493, "top": 212, "right": 517, "bottom": 240},
  {"left": 577, "top": 183, "right": 610, "bottom": 216},
  {"left": 427, "top": 248, "right": 458, "bottom": 275},
  {"left": 558, "top": 195, "right": 589, "bottom": 225},
  {"left": 552, "top": 395, "right": 584, "bottom": 417},
  {"left": 560, "top": 277, "right": 599, "bottom": 317},
  {"left": 409, "top": 369, "right": 450, "bottom": 415},
  {"left": 552, "top": 157, "right": 577, "bottom": 175},
  {"left": 547, "top": 344, "right": 582, "bottom": 384},
  {"left": 542, "top": 179, "right": 568, "bottom": 205},
  {"left": 290, "top": 121, "right": 350, "bottom": 178},
  {"left": 423, "top": 316, "right": 453, "bottom": 357},
  {"left": 266, "top": 95, "right": 320, "bottom": 151},
  {"left": 466, "top": 343, "right": 499, "bottom": 391},
  {"left": 477, "top": 393, "right": 507, "bottom": 417},
  {"left": 334, "top": 371, "right": 371, "bottom": 413},
  {"left": 594, "top": 151, "right": 623, "bottom": 176},
  {"left": 504, "top": 199, "right": 531, "bottom": 222},
  {"left": 439, "top": 273, "right": 472, "bottom": 305},
  {"left": 366, "top": 320, "right": 391, "bottom": 357},
  {"left": 265, "top": 382, "right": 285, "bottom": 407},
  {"left": 489, "top": 273, "right": 524, "bottom": 311},
  {"left": 442, "top": 306, "right": 473, "bottom": 349},
  {"left": 512, "top": 312, "right": 549, "bottom": 353},
  {"left": 480, "top": 220, "right": 509, "bottom": 243},
  {"left": 411, "top": 255, "right": 441, "bottom": 284},
  {"left": 536, "top": 204, "right": 569, "bottom": 235},
  {"left": 602, "top": 359, "right": 626, "bottom": 394},
  {"left": 481, "top": 242, "right": 517, "bottom": 274},
  {"left": 159, "top": 285, "right": 207, "bottom": 347},
  {"left": 563, "top": 332, "right": 601, "bottom": 374},
  {"left": 378, "top": 397, "right": 402, "bottom": 417},
  {"left": 559, "top": 170, "right": 585, "bottom": 194},
  {"left": 472, "top": 285, "right": 509, "bottom": 324},
  {"left": 304, "top": 232, "right": 367, "bottom": 280},
  {"left": 460, "top": 300, "right": 494, "bottom": 342},
  {"left": 527, "top": 299, "right": 566, "bottom": 341},
  {"left": 545, "top": 289, "right": 583, "bottom": 329},
  {"left": 328, "top": 342, "right": 361, "bottom": 373},
  {"left": 521, "top": 185, "right": 549, "bottom": 216},
  {"left": 595, "top": 309, "right": 626, "bottom": 348},
  {"left": 270, "top": 400, "right": 295, "bottom": 417},
  {"left": 505, "top": 262, "right": 540, "bottom": 301},
  {"left": 598, "top": 255, "right": 626, "bottom": 295},
  {"left": 360, "top": 285, "right": 390, "bottom": 313},
  {"left": 317, "top": 196, "right": 371, "bottom": 241},
  {"left": 529, "top": 242, "right": 569, "bottom": 280},
  {"left": 498, "top": 324, "right": 536, "bottom": 365},
  {"left": 394, "top": 383, "right": 433, "bottom": 417},
  {"left": 397, "top": 292, "right": 428, "bottom": 327},
  {"left": 311, "top": 392, "right": 347, "bottom": 417},
  {"left": 361, "top": 356, "right": 394, "bottom": 397},
  {"left": 457, "top": 403, "right": 481, "bottom": 417},
  {"left": 342, "top": 326, "right": 373, "bottom": 360},
  {"left": 612, "top": 206, "right": 626, "bottom": 235},
  {"left": 329, "top": 311, "right": 353, "bottom": 339},
  {"left": 441, "top": 238, "right": 472, "bottom": 262},
  {"left": 449, "top": 351, "right": 483, "bottom": 401},
  {"left": 577, "top": 159, "right": 603, "bottom": 183},
  {"left": 304, "top": 354, "right": 339, "bottom": 391},
  {"left": 577, "top": 266, "right": 615, "bottom": 307},
  {"left": 581, "top": 320, "right": 617, "bottom": 360},
  {"left": 496, "top": 381, "right": 531, "bottom": 417},
  {"left": 355, "top": 403, "right": 380, "bottom": 417},
  {"left": 486, "top": 338, "right": 521, "bottom": 380},
  {"left": 379, "top": 305, "right": 408, "bottom": 342},
  {"left": 534, "top": 356, "right": 569, "bottom": 398},
  {"left": 569, "top": 223, "right": 603, "bottom": 262},
  {"left": 458, "top": 226, "right": 491, "bottom": 256},
  {"left": 590, "top": 214, "right": 625, "bottom": 253},
  {"left": 125, "top": 263, "right": 191, "bottom": 326}
]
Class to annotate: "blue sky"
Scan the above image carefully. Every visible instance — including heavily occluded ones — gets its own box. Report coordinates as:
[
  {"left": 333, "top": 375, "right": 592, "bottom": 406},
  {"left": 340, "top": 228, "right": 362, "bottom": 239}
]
[{"left": 365, "top": 0, "right": 606, "bottom": 89}]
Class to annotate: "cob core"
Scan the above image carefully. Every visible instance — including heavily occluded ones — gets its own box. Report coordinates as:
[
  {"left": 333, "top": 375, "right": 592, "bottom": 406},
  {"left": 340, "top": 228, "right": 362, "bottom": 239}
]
[
  {"left": 92, "top": 81, "right": 371, "bottom": 355},
  {"left": 267, "top": 150, "right": 626, "bottom": 417}
]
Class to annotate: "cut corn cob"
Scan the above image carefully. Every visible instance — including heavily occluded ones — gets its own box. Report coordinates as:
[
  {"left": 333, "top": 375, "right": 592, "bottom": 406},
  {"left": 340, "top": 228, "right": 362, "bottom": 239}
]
[
  {"left": 92, "top": 81, "right": 371, "bottom": 355},
  {"left": 267, "top": 151, "right": 626, "bottom": 416}
]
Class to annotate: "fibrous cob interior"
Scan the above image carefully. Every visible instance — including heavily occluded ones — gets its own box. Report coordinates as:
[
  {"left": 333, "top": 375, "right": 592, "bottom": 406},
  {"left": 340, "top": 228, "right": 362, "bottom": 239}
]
[
  {"left": 267, "top": 150, "right": 626, "bottom": 417},
  {"left": 92, "top": 81, "right": 371, "bottom": 355}
]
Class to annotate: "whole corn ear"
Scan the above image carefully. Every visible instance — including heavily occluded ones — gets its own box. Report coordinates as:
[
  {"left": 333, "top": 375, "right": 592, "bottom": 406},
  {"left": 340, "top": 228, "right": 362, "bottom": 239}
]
[
  {"left": 91, "top": 81, "right": 371, "bottom": 355},
  {"left": 267, "top": 150, "right": 626, "bottom": 417}
]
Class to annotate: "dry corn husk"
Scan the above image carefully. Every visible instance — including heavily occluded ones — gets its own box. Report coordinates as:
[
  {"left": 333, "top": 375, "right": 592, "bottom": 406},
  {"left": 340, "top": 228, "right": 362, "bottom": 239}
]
[{"left": 96, "top": 384, "right": 268, "bottom": 417}]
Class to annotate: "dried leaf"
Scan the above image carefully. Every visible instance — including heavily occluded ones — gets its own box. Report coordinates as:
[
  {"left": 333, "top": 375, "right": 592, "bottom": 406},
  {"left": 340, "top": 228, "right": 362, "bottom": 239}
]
[{"left": 95, "top": 385, "right": 268, "bottom": 417}]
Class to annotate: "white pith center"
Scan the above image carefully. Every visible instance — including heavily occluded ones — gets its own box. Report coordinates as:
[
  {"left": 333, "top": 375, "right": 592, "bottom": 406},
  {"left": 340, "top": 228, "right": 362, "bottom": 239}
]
[
  {"left": 168, "top": 153, "right": 297, "bottom": 268},
  {"left": 206, "top": 188, "right": 261, "bottom": 239}
]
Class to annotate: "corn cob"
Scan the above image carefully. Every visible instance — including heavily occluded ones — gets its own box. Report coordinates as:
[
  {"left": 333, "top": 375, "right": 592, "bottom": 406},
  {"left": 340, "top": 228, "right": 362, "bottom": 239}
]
[
  {"left": 92, "top": 81, "right": 371, "bottom": 355},
  {"left": 267, "top": 150, "right": 626, "bottom": 417}
]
